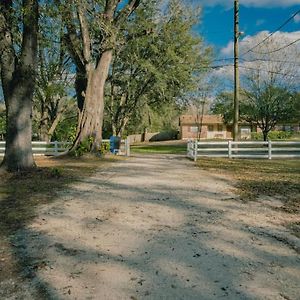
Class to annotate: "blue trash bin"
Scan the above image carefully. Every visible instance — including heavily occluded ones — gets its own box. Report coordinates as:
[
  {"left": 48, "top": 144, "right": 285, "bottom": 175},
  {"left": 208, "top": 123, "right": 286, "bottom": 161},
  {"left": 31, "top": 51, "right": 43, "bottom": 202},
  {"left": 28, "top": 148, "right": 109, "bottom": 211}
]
[{"left": 109, "top": 136, "right": 121, "bottom": 154}]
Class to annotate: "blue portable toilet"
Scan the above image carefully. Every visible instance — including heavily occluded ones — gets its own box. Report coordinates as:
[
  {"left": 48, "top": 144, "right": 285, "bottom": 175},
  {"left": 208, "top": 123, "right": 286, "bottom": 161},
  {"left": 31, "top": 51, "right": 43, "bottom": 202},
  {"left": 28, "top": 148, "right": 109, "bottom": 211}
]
[{"left": 109, "top": 136, "right": 121, "bottom": 154}]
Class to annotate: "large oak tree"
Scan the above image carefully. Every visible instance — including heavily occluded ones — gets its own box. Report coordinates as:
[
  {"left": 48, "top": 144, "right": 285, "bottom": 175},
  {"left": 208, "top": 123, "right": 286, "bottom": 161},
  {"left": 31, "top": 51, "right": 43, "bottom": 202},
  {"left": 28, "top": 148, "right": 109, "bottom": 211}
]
[
  {"left": 56, "top": 0, "right": 140, "bottom": 153},
  {"left": 105, "top": 0, "right": 211, "bottom": 137},
  {"left": 0, "top": 0, "right": 38, "bottom": 171}
]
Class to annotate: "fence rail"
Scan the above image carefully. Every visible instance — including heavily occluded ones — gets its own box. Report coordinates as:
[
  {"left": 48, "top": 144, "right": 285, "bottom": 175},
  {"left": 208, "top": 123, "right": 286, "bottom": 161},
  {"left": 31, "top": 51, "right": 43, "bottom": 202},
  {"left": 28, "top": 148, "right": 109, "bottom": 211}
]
[
  {"left": 187, "top": 140, "right": 300, "bottom": 161},
  {"left": 0, "top": 138, "right": 130, "bottom": 157}
]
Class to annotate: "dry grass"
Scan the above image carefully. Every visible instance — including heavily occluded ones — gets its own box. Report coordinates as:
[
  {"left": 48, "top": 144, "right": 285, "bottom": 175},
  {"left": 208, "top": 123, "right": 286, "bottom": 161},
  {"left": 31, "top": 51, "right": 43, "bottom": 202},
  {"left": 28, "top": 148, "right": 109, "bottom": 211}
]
[
  {"left": 197, "top": 158, "right": 300, "bottom": 213},
  {"left": 0, "top": 155, "right": 116, "bottom": 292}
]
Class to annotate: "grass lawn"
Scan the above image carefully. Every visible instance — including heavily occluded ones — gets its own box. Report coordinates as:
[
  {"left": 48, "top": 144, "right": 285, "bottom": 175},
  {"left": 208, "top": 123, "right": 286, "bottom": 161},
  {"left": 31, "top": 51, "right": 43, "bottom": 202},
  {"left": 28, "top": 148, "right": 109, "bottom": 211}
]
[
  {"left": 131, "top": 142, "right": 187, "bottom": 154},
  {"left": 197, "top": 158, "right": 300, "bottom": 214}
]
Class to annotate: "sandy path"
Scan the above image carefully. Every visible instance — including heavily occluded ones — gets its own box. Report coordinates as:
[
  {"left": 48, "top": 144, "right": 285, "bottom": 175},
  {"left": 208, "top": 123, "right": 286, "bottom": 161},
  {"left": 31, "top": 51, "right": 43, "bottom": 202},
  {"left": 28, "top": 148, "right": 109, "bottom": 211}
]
[{"left": 10, "top": 155, "right": 300, "bottom": 299}]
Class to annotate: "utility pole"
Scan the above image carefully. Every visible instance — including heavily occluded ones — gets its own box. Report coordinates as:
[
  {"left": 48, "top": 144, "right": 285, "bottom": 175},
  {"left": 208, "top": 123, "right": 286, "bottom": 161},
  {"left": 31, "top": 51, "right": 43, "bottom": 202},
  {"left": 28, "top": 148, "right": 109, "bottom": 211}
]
[{"left": 233, "top": 0, "right": 240, "bottom": 141}]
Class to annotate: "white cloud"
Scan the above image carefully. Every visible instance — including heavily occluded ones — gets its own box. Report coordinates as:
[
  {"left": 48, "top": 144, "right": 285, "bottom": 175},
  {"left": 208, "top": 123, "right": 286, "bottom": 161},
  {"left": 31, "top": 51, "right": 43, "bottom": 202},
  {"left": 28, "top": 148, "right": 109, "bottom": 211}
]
[
  {"left": 193, "top": 0, "right": 300, "bottom": 8},
  {"left": 212, "top": 30, "right": 300, "bottom": 90},
  {"left": 220, "top": 41, "right": 234, "bottom": 56}
]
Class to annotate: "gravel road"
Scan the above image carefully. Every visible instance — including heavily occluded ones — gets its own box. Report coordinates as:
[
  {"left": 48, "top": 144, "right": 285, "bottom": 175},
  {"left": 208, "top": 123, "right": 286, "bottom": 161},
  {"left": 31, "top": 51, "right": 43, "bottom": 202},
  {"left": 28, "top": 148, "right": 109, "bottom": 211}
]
[{"left": 6, "top": 154, "right": 300, "bottom": 299}]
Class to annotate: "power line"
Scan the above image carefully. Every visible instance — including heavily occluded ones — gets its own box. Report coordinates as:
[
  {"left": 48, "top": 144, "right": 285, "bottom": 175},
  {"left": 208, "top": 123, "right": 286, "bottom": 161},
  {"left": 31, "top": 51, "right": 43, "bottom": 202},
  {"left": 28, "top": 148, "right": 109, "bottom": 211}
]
[
  {"left": 241, "top": 8, "right": 300, "bottom": 57},
  {"left": 240, "top": 57, "right": 300, "bottom": 65},
  {"left": 239, "top": 65, "right": 300, "bottom": 79},
  {"left": 212, "top": 57, "right": 234, "bottom": 62},
  {"left": 203, "top": 64, "right": 300, "bottom": 79},
  {"left": 246, "top": 37, "right": 300, "bottom": 55}
]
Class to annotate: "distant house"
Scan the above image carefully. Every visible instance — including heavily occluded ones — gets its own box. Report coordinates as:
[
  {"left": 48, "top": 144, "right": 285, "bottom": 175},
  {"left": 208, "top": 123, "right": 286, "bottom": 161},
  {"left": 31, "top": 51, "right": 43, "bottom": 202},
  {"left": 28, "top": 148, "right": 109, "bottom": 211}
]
[
  {"left": 274, "top": 123, "right": 300, "bottom": 132},
  {"left": 179, "top": 114, "right": 252, "bottom": 140}
]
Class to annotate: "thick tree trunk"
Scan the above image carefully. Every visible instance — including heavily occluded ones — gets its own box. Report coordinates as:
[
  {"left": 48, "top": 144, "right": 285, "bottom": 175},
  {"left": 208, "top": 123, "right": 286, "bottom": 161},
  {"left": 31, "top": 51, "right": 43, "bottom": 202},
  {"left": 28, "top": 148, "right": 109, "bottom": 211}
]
[
  {"left": 0, "top": 0, "right": 38, "bottom": 171},
  {"left": 70, "top": 50, "right": 113, "bottom": 152},
  {"left": 38, "top": 117, "right": 50, "bottom": 142},
  {"left": 2, "top": 86, "right": 35, "bottom": 171}
]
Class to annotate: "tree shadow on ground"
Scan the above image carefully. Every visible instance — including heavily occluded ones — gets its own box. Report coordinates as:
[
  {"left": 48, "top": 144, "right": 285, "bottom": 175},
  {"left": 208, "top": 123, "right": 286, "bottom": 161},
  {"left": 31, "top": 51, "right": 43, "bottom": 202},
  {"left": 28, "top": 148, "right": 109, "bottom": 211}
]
[
  {"left": 0, "top": 156, "right": 105, "bottom": 299},
  {"left": 2, "top": 155, "right": 297, "bottom": 299},
  {"left": 0, "top": 154, "right": 299, "bottom": 299}
]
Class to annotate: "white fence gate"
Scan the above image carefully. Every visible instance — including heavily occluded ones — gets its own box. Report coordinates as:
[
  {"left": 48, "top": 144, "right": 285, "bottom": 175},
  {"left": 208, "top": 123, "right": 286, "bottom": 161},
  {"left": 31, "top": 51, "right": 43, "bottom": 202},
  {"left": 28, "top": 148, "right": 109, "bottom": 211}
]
[
  {"left": 0, "top": 138, "right": 130, "bottom": 157},
  {"left": 187, "top": 140, "right": 300, "bottom": 161}
]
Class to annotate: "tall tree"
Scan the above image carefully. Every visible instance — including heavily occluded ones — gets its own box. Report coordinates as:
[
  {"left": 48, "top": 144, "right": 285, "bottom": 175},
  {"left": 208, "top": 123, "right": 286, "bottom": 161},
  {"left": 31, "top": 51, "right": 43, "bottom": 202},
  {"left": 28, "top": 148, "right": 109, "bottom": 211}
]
[
  {"left": 210, "top": 92, "right": 234, "bottom": 124},
  {"left": 105, "top": 0, "right": 210, "bottom": 137},
  {"left": 240, "top": 34, "right": 300, "bottom": 141},
  {"left": 0, "top": 0, "right": 38, "bottom": 171},
  {"left": 242, "top": 85, "right": 295, "bottom": 141},
  {"left": 56, "top": 0, "right": 140, "bottom": 153},
  {"left": 33, "top": 7, "right": 75, "bottom": 142}
]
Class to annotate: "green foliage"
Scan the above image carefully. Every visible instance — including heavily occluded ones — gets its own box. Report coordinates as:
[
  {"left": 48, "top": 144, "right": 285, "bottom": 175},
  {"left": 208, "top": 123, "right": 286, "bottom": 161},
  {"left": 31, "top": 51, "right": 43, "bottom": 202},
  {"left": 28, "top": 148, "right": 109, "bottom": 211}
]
[
  {"left": 105, "top": 0, "right": 211, "bottom": 136},
  {"left": 99, "top": 141, "right": 110, "bottom": 156},
  {"left": 32, "top": 2, "right": 75, "bottom": 141},
  {"left": 212, "top": 86, "right": 298, "bottom": 141},
  {"left": 72, "top": 138, "right": 110, "bottom": 157},
  {"left": 210, "top": 92, "right": 234, "bottom": 124},
  {"left": 131, "top": 143, "right": 186, "bottom": 154},
  {"left": 242, "top": 85, "right": 295, "bottom": 140},
  {"left": 52, "top": 117, "right": 77, "bottom": 142},
  {"left": 50, "top": 167, "right": 62, "bottom": 178},
  {"left": 251, "top": 131, "right": 293, "bottom": 140},
  {"left": 72, "top": 137, "right": 94, "bottom": 157}
]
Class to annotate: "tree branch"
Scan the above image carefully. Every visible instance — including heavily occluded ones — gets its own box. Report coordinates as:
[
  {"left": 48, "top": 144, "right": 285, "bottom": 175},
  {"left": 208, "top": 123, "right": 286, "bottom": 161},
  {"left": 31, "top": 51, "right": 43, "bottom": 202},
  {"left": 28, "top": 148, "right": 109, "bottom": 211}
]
[
  {"left": 114, "top": 0, "right": 140, "bottom": 26},
  {"left": 76, "top": 1, "right": 91, "bottom": 67}
]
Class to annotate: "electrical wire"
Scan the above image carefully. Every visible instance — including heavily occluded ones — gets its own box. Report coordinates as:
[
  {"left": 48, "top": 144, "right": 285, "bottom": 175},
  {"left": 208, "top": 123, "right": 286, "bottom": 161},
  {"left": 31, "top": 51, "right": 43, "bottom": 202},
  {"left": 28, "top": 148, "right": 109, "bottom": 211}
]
[
  {"left": 241, "top": 8, "right": 300, "bottom": 57},
  {"left": 203, "top": 64, "right": 300, "bottom": 79},
  {"left": 245, "top": 37, "right": 300, "bottom": 55},
  {"left": 239, "top": 65, "right": 300, "bottom": 79}
]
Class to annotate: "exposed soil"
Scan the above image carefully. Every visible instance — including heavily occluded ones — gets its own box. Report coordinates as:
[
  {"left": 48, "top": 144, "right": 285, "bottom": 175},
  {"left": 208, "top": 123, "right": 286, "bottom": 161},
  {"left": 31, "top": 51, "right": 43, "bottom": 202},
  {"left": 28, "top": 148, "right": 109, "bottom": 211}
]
[{"left": 1, "top": 154, "right": 300, "bottom": 299}]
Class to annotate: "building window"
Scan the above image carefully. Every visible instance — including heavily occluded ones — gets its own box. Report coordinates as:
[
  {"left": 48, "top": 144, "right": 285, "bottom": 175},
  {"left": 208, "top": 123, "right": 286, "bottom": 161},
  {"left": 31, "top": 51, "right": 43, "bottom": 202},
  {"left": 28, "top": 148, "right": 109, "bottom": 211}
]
[
  {"left": 190, "top": 126, "right": 198, "bottom": 133},
  {"left": 208, "top": 125, "right": 214, "bottom": 131},
  {"left": 217, "top": 124, "right": 223, "bottom": 131}
]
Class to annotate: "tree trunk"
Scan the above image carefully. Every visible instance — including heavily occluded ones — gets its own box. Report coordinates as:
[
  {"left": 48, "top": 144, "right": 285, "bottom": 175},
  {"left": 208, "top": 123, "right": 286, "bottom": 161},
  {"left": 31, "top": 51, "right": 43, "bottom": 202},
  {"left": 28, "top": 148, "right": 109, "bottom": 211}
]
[
  {"left": 263, "top": 130, "right": 268, "bottom": 141},
  {"left": 70, "top": 50, "right": 113, "bottom": 152},
  {"left": 2, "top": 87, "right": 35, "bottom": 171},
  {"left": 0, "top": 0, "right": 38, "bottom": 171}
]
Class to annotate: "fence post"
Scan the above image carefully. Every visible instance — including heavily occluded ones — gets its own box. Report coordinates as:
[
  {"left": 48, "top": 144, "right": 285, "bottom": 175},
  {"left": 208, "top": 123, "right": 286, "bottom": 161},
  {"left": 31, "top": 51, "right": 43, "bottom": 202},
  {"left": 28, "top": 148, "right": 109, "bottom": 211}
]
[
  {"left": 125, "top": 137, "right": 130, "bottom": 157},
  {"left": 228, "top": 140, "right": 232, "bottom": 159},
  {"left": 187, "top": 140, "right": 190, "bottom": 157},
  {"left": 54, "top": 141, "right": 58, "bottom": 156},
  {"left": 268, "top": 140, "right": 272, "bottom": 160},
  {"left": 194, "top": 140, "right": 198, "bottom": 162}
]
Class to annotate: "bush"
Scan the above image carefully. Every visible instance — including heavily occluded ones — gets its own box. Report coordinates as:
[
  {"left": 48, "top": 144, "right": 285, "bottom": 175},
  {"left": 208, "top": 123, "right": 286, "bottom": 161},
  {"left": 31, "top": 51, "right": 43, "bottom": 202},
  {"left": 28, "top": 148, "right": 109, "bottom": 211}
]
[
  {"left": 251, "top": 130, "right": 293, "bottom": 140},
  {"left": 72, "top": 138, "right": 110, "bottom": 157},
  {"left": 73, "top": 137, "right": 94, "bottom": 157},
  {"left": 268, "top": 131, "right": 293, "bottom": 140},
  {"left": 99, "top": 141, "right": 110, "bottom": 156}
]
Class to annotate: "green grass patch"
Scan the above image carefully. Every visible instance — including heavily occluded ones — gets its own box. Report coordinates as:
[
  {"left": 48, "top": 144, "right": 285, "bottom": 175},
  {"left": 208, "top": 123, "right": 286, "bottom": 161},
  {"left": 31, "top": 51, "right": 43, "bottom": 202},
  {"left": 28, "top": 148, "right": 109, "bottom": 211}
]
[
  {"left": 131, "top": 143, "right": 186, "bottom": 154},
  {"left": 197, "top": 158, "right": 300, "bottom": 213}
]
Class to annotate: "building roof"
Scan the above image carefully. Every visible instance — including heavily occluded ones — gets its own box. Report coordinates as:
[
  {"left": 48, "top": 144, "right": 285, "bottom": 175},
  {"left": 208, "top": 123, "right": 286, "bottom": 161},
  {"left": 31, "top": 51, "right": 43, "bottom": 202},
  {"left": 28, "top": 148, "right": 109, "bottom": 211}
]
[{"left": 179, "top": 114, "right": 224, "bottom": 125}]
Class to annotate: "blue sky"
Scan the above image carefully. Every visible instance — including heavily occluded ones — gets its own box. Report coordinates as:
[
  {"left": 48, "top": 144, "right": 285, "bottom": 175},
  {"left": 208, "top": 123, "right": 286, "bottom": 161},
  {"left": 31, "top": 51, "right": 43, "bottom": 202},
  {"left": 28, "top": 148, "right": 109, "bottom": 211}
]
[
  {"left": 194, "top": 1, "right": 300, "bottom": 56},
  {"left": 190, "top": 0, "right": 300, "bottom": 92}
]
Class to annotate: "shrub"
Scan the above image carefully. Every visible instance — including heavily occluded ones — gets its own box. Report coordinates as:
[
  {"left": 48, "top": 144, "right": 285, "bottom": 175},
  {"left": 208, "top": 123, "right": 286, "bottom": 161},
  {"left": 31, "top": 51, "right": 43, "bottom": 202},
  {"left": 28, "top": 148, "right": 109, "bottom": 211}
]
[
  {"left": 251, "top": 130, "right": 293, "bottom": 140},
  {"left": 99, "top": 141, "right": 110, "bottom": 156},
  {"left": 268, "top": 130, "right": 293, "bottom": 140},
  {"left": 73, "top": 137, "right": 94, "bottom": 157},
  {"left": 72, "top": 138, "right": 110, "bottom": 157}
]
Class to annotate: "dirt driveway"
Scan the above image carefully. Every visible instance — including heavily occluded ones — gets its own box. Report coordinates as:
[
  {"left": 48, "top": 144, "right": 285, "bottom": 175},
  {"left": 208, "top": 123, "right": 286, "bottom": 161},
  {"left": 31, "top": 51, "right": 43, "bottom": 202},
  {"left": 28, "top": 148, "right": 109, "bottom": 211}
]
[{"left": 4, "top": 154, "right": 300, "bottom": 299}]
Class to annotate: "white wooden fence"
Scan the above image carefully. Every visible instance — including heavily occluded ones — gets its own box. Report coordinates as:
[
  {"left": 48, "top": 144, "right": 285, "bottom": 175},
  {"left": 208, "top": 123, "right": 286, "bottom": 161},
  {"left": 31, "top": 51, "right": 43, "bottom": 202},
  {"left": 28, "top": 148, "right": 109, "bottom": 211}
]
[
  {"left": 0, "top": 138, "right": 130, "bottom": 157},
  {"left": 187, "top": 140, "right": 300, "bottom": 161}
]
